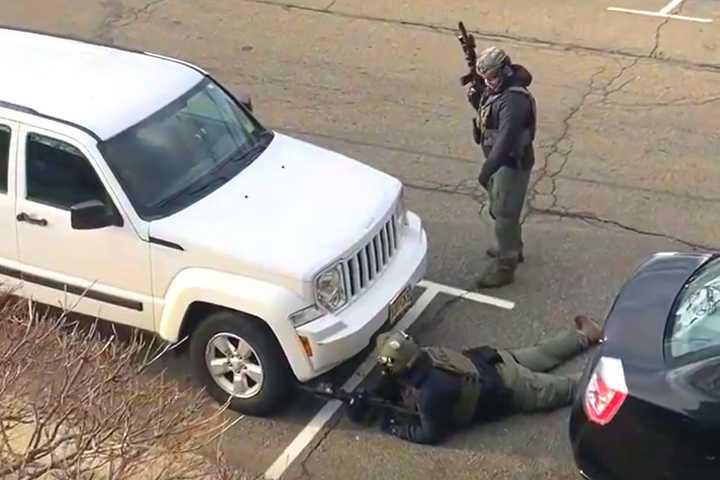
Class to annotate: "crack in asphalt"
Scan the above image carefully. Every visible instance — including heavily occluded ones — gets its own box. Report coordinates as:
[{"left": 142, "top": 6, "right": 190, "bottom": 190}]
[
  {"left": 556, "top": 174, "right": 720, "bottom": 205},
  {"left": 402, "top": 177, "right": 487, "bottom": 204},
  {"left": 96, "top": 0, "right": 125, "bottom": 44},
  {"left": 530, "top": 207, "right": 716, "bottom": 251},
  {"left": 325, "top": 0, "right": 338, "bottom": 10},
  {"left": 115, "top": 0, "right": 169, "bottom": 27},
  {"left": 649, "top": 0, "right": 691, "bottom": 60},
  {"left": 96, "top": 0, "right": 169, "bottom": 43},
  {"left": 508, "top": 59, "right": 717, "bottom": 250},
  {"left": 523, "top": 67, "right": 606, "bottom": 221},
  {"left": 597, "top": 57, "right": 641, "bottom": 103},
  {"left": 648, "top": 2, "right": 682, "bottom": 60},
  {"left": 649, "top": 18, "right": 671, "bottom": 59},
  {"left": 240, "top": 0, "right": 720, "bottom": 74},
  {"left": 602, "top": 94, "right": 720, "bottom": 109}
]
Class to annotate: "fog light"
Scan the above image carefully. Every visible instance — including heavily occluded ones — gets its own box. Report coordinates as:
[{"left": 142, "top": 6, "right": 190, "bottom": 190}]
[{"left": 289, "top": 304, "right": 324, "bottom": 327}]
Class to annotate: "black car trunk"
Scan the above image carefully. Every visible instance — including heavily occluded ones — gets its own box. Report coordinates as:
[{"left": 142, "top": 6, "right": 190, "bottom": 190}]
[
  {"left": 570, "top": 252, "right": 718, "bottom": 480},
  {"left": 602, "top": 252, "right": 713, "bottom": 368}
]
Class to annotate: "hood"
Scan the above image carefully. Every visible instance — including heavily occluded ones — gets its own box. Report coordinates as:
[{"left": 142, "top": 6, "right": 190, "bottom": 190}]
[
  {"left": 507, "top": 64, "right": 533, "bottom": 89},
  {"left": 150, "top": 132, "right": 401, "bottom": 282}
]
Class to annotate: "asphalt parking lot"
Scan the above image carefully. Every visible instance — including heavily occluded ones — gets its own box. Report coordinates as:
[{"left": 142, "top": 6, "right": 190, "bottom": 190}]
[{"left": 3, "top": 0, "right": 719, "bottom": 478}]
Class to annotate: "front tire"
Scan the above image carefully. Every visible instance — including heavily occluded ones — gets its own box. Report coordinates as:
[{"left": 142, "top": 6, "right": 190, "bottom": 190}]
[{"left": 189, "top": 310, "right": 292, "bottom": 416}]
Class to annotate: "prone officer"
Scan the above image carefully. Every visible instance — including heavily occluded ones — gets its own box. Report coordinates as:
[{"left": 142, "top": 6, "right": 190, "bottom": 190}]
[{"left": 347, "top": 315, "right": 602, "bottom": 445}]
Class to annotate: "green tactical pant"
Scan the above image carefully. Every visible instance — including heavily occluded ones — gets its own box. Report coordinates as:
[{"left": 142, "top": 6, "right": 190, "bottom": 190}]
[
  {"left": 494, "top": 329, "right": 590, "bottom": 412},
  {"left": 488, "top": 166, "right": 531, "bottom": 257}
]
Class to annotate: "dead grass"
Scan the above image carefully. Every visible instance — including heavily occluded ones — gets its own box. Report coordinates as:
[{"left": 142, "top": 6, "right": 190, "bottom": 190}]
[{"left": 0, "top": 292, "right": 248, "bottom": 480}]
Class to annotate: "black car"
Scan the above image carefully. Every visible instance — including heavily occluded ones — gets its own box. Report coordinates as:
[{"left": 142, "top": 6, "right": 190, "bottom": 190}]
[{"left": 570, "top": 252, "right": 720, "bottom": 479}]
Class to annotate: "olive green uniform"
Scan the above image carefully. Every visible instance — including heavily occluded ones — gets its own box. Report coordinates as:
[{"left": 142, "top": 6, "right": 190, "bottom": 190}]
[
  {"left": 495, "top": 329, "right": 590, "bottom": 411},
  {"left": 487, "top": 166, "right": 531, "bottom": 258}
]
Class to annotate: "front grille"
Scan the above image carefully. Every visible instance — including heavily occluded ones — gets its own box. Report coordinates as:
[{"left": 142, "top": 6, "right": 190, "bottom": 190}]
[{"left": 342, "top": 213, "right": 401, "bottom": 300}]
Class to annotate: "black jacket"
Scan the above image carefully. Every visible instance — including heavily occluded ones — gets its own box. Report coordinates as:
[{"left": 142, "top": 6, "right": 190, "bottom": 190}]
[
  {"left": 473, "top": 65, "right": 536, "bottom": 187},
  {"left": 375, "top": 347, "right": 513, "bottom": 445}
]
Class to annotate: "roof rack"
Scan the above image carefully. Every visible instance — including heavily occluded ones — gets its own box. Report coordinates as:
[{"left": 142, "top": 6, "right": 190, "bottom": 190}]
[
  {"left": 0, "top": 100, "right": 38, "bottom": 115},
  {"left": 0, "top": 24, "right": 146, "bottom": 56},
  {"left": 0, "top": 25, "right": 209, "bottom": 140},
  {"left": 0, "top": 99, "right": 101, "bottom": 140},
  {"left": 0, "top": 24, "right": 206, "bottom": 76}
]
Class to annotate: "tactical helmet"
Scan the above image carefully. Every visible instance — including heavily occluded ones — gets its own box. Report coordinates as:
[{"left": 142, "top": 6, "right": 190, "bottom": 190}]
[
  {"left": 476, "top": 46, "right": 510, "bottom": 77},
  {"left": 374, "top": 330, "right": 421, "bottom": 376}
]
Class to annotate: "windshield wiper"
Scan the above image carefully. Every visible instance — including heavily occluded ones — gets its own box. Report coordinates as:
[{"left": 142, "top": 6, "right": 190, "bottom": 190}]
[
  {"left": 230, "top": 137, "right": 271, "bottom": 165},
  {"left": 152, "top": 176, "right": 230, "bottom": 210},
  {"left": 253, "top": 129, "right": 274, "bottom": 142},
  {"left": 188, "top": 176, "right": 230, "bottom": 196}
]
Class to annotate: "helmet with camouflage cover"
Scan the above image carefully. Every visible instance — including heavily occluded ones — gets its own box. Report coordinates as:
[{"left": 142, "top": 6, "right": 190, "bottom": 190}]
[
  {"left": 475, "top": 46, "right": 510, "bottom": 77},
  {"left": 374, "top": 330, "right": 421, "bottom": 376}
]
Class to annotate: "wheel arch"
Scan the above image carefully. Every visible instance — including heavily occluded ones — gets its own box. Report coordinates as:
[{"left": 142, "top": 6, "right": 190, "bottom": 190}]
[{"left": 156, "top": 268, "right": 314, "bottom": 381}]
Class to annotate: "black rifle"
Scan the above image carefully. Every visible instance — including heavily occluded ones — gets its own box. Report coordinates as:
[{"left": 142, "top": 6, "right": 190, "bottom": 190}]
[
  {"left": 298, "top": 383, "right": 419, "bottom": 420},
  {"left": 457, "top": 21, "right": 482, "bottom": 88},
  {"left": 456, "top": 21, "right": 484, "bottom": 144}
]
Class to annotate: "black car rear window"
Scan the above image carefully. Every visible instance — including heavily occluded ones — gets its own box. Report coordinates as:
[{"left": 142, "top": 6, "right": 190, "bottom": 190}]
[{"left": 666, "top": 257, "right": 720, "bottom": 362}]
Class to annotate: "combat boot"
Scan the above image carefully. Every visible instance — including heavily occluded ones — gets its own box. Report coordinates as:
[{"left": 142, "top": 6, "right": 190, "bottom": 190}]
[
  {"left": 475, "top": 256, "right": 518, "bottom": 289},
  {"left": 486, "top": 246, "right": 524, "bottom": 263},
  {"left": 574, "top": 315, "right": 603, "bottom": 345}
]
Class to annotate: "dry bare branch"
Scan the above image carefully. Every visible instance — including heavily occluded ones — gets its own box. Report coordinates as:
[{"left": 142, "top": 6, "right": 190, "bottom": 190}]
[{"left": 0, "top": 291, "right": 248, "bottom": 480}]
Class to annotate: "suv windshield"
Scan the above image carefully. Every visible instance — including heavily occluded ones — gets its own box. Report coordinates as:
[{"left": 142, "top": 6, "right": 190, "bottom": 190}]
[
  {"left": 99, "top": 77, "right": 273, "bottom": 219},
  {"left": 667, "top": 257, "right": 720, "bottom": 361}
]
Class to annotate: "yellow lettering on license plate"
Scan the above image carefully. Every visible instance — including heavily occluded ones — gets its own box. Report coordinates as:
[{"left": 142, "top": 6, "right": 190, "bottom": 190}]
[{"left": 388, "top": 287, "right": 413, "bottom": 325}]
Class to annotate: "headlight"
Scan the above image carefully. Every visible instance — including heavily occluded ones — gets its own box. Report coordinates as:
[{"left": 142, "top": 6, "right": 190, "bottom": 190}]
[{"left": 315, "top": 263, "right": 347, "bottom": 311}]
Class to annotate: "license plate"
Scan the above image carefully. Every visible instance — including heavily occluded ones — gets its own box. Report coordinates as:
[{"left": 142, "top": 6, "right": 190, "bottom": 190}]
[{"left": 388, "top": 287, "right": 413, "bottom": 326}]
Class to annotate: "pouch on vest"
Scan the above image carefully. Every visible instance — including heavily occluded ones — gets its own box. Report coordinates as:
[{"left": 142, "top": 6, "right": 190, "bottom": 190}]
[
  {"left": 505, "top": 86, "right": 537, "bottom": 140},
  {"left": 423, "top": 347, "right": 482, "bottom": 425}
]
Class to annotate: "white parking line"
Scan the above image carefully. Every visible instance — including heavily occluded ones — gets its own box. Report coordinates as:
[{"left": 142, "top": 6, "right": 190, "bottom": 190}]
[
  {"left": 659, "top": 0, "right": 683, "bottom": 14},
  {"left": 263, "top": 281, "right": 513, "bottom": 479},
  {"left": 607, "top": 0, "right": 713, "bottom": 23},
  {"left": 419, "top": 280, "right": 515, "bottom": 310}
]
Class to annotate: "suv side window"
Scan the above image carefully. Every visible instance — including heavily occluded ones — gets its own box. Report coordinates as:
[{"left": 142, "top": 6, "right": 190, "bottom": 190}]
[
  {"left": 0, "top": 125, "right": 10, "bottom": 193},
  {"left": 26, "top": 133, "right": 107, "bottom": 209}
]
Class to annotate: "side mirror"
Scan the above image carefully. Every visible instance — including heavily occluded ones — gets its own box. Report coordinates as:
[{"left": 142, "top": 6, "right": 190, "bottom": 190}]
[
  {"left": 236, "top": 91, "right": 253, "bottom": 112},
  {"left": 71, "top": 200, "right": 123, "bottom": 230}
]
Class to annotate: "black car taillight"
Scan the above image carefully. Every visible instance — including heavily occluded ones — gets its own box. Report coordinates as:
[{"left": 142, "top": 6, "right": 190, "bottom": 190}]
[{"left": 583, "top": 356, "right": 628, "bottom": 426}]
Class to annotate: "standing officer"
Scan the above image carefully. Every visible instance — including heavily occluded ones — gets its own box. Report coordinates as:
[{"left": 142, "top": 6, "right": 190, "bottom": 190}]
[
  {"left": 467, "top": 46, "right": 537, "bottom": 289},
  {"left": 346, "top": 315, "right": 602, "bottom": 445}
]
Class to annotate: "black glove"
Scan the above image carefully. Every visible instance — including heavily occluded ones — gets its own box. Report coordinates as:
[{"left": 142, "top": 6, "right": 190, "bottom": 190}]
[
  {"left": 346, "top": 389, "right": 371, "bottom": 424},
  {"left": 467, "top": 86, "right": 482, "bottom": 110},
  {"left": 478, "top": 169, "right": 491, "bottom": 190},
  {"left": 380, "top": 411, "right": 400, "bottom": 436}
]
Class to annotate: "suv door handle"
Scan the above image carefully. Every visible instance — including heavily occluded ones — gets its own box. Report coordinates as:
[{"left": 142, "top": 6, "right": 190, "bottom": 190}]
[{"left": 17, "top": 212, "right": 48, "bottom": 227}]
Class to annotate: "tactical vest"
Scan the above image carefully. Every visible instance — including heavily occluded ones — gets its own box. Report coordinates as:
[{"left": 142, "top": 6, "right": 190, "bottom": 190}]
[
  {"left": 478, "top": 86, "right": 537, "bottom": 165},
  {"left": 422, "top": 346, "right": 481, "bottom": 425}
]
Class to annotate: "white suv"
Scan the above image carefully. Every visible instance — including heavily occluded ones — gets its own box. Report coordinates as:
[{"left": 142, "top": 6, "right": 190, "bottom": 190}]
[{"left": 0, "top": 27, "right": 427, "bottom": 415}]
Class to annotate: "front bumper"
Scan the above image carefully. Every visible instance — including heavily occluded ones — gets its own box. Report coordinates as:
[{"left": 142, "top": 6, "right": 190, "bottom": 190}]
[{"left": 294, "top": 211, "right": 428, "bottom": 380}]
